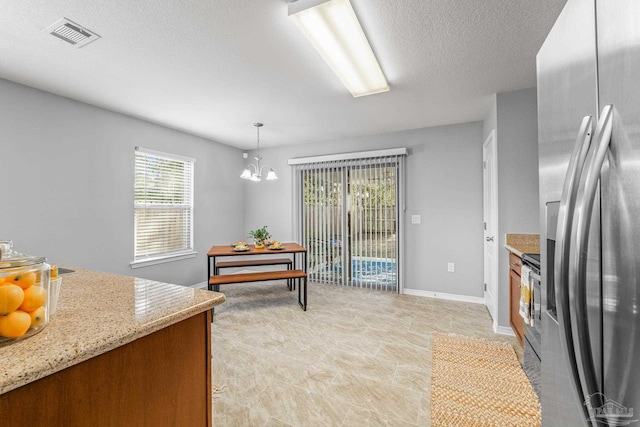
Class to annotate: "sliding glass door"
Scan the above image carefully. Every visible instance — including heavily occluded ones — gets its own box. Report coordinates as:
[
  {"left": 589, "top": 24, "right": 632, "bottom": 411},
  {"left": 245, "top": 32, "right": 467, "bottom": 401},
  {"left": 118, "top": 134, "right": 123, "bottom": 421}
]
[
  {"left": 293, "top": 152, "right": 403, "bottom": 292},
  {"left": 348, "top": 160, "right": 398, "bottom": 290},
  {"left": 303, "top": 166, "right": 344, "bottom": 284}
]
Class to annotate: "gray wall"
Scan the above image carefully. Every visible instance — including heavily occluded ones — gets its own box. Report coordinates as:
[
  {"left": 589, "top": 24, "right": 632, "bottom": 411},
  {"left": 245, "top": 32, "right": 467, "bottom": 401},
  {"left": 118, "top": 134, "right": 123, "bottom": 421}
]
[
  {"left": 491, "top": 88, "right": 541, "bottom": 328},
  {"left": 0, "top": 76, "right": 530, "bottom": 308},
  {"left": 243, "top": 122, "right": 486, "bottom": 297},
  {"left": 0, "top": 78, "right": 244, "bottom": 286}
]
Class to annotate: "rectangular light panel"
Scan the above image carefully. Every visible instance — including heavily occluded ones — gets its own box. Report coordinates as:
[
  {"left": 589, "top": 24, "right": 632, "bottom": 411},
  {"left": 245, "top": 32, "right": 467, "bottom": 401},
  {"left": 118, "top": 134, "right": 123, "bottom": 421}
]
[{"left": 288, "top": 0, "right": 389, "bottom": 97}]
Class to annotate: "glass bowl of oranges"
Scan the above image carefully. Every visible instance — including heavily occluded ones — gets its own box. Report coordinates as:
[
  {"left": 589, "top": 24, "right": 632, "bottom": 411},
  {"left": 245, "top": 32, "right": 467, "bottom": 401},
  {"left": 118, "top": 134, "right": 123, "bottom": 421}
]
[{"left": 0, "top": 241, "right": 51, "bottom": 346}]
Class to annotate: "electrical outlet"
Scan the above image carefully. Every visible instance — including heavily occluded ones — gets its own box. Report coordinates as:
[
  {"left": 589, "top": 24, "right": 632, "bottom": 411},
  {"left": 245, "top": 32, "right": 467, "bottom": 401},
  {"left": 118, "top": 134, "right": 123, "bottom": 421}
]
[
  {"left": 447, "top": 262, "right": 455, "bottom": 272},
  {"left": 411, "top": 215, "right": 421, "bottom": 224}
]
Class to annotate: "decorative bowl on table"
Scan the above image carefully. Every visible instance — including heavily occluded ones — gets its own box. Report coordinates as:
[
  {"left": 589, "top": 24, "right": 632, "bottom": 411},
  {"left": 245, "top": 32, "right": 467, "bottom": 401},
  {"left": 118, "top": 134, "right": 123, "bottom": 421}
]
[
  {"left": 268, "top": 241, "right": 283, "bottom": 250},
  {"left": 249, "top": 226, "right": 271, "bottom": 249}
]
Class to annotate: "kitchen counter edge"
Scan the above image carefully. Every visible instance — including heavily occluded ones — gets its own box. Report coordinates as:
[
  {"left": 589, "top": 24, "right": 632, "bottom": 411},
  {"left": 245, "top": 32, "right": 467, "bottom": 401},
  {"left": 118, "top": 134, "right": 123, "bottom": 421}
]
[
  {"left": 0, "top": 268, "right": 225, "bottom": 394},
  {"left": 504, "top": 233, "right": 540, "bottom": 257}
]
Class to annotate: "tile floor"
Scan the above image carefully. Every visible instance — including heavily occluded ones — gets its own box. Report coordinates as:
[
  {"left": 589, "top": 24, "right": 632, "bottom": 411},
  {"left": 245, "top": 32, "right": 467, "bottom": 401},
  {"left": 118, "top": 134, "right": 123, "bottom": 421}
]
[{"left": 211, "top": 280, "right": 522, "bottom": 426}]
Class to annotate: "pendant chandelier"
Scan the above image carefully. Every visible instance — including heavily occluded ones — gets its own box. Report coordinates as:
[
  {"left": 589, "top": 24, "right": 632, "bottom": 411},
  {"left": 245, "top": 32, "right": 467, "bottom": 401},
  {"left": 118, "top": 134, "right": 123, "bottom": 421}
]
[{"left": 240, "top": 123, "right": 277, "bottom": 181}]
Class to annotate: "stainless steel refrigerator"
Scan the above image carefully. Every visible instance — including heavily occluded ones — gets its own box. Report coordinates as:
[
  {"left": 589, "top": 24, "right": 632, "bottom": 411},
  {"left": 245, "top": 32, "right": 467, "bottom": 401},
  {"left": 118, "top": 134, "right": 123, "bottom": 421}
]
[{"left": 537, "top": 0, "right": 640, "bottom": 425}]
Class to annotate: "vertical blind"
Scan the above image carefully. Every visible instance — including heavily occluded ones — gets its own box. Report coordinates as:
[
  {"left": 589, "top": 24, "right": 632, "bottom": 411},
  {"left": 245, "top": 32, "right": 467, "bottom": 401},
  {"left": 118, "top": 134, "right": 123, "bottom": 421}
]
[
  {"left": 290, "top": 148, "right": 406, "bottom": 292},
  {"left": 134, "top": 147, "right": 194, "bottom": 261}
]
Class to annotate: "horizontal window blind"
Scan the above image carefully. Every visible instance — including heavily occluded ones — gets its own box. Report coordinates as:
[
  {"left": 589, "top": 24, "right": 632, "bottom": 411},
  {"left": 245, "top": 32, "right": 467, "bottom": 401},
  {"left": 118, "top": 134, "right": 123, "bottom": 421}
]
[{"left": 134, "top": 147, "right": 194, "bottom": 261}]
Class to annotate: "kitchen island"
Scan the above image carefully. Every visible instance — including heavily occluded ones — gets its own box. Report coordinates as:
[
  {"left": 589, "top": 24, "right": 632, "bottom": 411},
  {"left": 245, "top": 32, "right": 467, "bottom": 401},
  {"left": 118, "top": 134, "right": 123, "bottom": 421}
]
[{"left": 0, "top": 268, "right": 225, "bottom": 426}]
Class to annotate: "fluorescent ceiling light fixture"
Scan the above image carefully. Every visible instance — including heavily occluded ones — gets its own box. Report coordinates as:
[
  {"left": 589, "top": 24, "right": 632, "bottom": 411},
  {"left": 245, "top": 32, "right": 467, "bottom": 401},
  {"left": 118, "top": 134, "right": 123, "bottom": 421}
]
[{"left": 288, "top": 0, "right": 389, "bottom": 97}]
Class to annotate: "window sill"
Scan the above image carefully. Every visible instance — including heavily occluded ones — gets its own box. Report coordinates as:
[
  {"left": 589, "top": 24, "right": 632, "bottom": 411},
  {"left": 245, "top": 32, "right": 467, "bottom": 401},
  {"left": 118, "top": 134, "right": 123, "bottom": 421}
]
[{"left": 130, "top": 251, "right": 197, "bottom": 269}]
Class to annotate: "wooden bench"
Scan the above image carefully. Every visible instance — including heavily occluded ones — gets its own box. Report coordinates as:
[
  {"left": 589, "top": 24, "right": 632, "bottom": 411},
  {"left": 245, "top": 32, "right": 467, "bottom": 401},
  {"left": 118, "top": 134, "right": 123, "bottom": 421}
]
[
  {"left": 214, "top": 257, "right": 295, "bottom": 289},
  {"left": 209, "top": 269, "right": 307, "bottom": 311}
]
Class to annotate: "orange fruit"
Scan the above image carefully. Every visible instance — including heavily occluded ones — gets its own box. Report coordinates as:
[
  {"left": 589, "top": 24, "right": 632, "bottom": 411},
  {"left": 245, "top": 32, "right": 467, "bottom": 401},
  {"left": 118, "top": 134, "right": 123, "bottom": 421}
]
[
  {"left": 19, "top": 285, "right": 47, "bottom": 312},
  {"left": 0, "top": 277, "right": 5, "bottom": 285},
  {"left": 0, "top": 310, "right": 32, "bottom": 338},
  {"left": 6, "top": 272, "right": 36, "bottom": 290},
  {"left": 0, "top": 284, "right": 25, "bottom": 315},
  {"left": 29, "top": 306, "right": 46, "bottom": 327}
]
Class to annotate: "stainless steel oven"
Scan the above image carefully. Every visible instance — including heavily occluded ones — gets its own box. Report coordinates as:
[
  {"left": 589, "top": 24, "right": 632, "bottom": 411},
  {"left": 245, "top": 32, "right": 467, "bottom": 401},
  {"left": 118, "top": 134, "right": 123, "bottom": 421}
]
[{"left": 522, "top": 252, "right": 541, "bottom": 398}]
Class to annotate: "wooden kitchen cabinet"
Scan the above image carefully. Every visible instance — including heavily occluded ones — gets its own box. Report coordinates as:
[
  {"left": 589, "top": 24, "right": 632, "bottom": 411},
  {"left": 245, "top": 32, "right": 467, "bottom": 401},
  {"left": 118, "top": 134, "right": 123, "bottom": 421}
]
[
  {"left": 509, "top": 252, "right": 524, "bottom": 346},
  {"left": 0, "top": 311, "right": 212, "bottom": 426}
]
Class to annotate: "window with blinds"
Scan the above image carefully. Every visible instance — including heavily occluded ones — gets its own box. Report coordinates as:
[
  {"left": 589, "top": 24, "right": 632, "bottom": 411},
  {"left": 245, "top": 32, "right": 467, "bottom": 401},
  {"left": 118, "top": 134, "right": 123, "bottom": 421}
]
[{"left": 132, "top": 147, "right": 195, "bottom": 267}]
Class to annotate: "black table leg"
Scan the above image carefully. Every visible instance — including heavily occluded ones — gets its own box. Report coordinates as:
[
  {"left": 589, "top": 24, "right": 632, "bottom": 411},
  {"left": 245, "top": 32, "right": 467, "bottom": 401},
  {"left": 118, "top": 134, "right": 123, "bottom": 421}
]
[
  {"left": 207, "top": 255, "right": 211, "bottom": 291},
  {"left": 209, "top": 255, "right": 217, "bottom": 320},
  {"left": 297, "top": 276, "right": 307, "bottom": 311}
]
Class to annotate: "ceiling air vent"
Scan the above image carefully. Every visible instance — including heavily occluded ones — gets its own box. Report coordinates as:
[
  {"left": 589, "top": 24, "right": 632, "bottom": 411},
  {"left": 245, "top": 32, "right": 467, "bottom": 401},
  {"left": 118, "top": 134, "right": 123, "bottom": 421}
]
[{"left": 44, "top": 18, "right": 100, "bottom": 48}]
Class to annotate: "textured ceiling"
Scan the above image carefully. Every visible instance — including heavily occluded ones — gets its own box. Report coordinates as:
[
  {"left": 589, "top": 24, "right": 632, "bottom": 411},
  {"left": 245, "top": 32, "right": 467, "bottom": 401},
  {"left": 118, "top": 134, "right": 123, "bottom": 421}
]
[{"left": 0, "top": 0, "right": 567, "bottom": 149}]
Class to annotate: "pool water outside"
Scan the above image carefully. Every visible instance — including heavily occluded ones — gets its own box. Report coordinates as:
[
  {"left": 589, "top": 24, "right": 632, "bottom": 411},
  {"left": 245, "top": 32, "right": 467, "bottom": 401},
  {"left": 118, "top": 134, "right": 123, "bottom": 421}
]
[
  {"left": 312, "top": 256, "right": 397, "bottom": 288},
  {"left": 352, "top": 257, "right": 397, "bottom": 287}
]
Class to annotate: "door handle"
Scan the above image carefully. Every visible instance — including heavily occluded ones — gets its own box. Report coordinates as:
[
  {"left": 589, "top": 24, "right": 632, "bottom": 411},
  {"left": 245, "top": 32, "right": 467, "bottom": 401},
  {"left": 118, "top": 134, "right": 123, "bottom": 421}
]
[
  {"left": 554, "top": 114, "right": 594, "bottom": 422},
  {"left": 568, "top": 105, "right": 613, "bottom": 423},
  {"left": 485, "top": 236, "right": 494, "bottom": 242}
]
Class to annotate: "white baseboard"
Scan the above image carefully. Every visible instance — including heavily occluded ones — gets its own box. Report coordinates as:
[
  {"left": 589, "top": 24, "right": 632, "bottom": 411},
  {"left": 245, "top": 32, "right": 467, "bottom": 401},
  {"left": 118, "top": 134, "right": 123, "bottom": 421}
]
[
  {"left": 192, "top": 281, "right": 208, "bottom": 290},
  {"left": 403, "top": 288, "right": 485, "bottom": 305},
  {"left": 494, "top": 324, "right": 515, "bottom": 336}
]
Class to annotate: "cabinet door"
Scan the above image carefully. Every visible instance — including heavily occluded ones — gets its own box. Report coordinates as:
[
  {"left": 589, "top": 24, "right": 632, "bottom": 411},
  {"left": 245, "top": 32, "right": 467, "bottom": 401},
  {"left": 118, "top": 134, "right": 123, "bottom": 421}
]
[
  {"left": 510, "top": 268, "right": 524, "bottom": 346},
  {"left": 0, "top": 311, "right": 212, "bottom": 426}
]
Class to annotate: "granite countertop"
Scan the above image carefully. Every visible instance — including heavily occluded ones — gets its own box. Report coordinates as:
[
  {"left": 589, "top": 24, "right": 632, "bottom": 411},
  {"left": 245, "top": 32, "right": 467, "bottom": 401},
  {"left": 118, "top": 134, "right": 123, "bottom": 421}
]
[
  {"left": 0, "top": 268, "right": 225, "bottom": 395},
  {"left": 504, "top": 233, "right": 540, "bottom": 257}
]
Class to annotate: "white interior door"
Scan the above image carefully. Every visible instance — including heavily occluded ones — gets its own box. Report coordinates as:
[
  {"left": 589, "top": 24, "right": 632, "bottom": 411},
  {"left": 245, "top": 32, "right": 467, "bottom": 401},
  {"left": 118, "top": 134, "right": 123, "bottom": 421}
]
[{"left": 483, "top": 130, "right": 498, "bottom": 323}]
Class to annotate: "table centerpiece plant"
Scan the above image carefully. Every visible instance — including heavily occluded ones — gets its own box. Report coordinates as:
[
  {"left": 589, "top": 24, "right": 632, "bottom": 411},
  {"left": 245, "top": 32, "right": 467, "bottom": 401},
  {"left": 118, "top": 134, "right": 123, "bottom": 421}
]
[{"left": 248, "top": 226, "right": 271, "bottom": 249}]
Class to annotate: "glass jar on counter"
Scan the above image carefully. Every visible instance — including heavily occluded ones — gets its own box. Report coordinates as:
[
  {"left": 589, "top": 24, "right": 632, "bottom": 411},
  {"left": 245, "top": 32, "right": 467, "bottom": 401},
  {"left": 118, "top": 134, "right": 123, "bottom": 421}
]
[{"left": 0, "top": 241, "right": 50, "bottom": 345}]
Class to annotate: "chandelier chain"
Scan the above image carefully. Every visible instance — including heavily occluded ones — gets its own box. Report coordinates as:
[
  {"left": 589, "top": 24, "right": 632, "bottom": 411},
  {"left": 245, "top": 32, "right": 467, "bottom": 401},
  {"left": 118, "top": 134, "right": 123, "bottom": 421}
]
[{"left": 254, "top": 122, "right": 263, "bottom": 151}]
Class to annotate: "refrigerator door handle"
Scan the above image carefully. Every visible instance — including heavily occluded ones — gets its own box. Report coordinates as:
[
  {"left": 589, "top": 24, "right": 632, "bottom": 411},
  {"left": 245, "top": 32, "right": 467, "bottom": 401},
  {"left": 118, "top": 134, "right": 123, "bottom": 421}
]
[
  {"left": 554, "top": 115, "right": 594, "bottom": 422},
  {"left": 569, "top": 104, "right": 614, "bottom": 424}
]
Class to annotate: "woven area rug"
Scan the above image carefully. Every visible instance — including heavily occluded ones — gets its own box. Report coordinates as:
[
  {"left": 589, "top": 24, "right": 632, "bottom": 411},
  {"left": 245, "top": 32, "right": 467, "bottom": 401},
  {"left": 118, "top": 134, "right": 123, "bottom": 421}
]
[{"left": 430, "top": 334, "right": 541, "bottom": 427}]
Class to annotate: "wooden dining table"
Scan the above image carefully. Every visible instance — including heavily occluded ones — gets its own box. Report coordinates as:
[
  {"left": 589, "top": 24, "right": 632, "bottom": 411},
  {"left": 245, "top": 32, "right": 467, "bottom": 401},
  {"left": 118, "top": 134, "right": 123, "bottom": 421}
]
[{"left": 206, "top": 242, "right": 307, "bottom": 285}]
